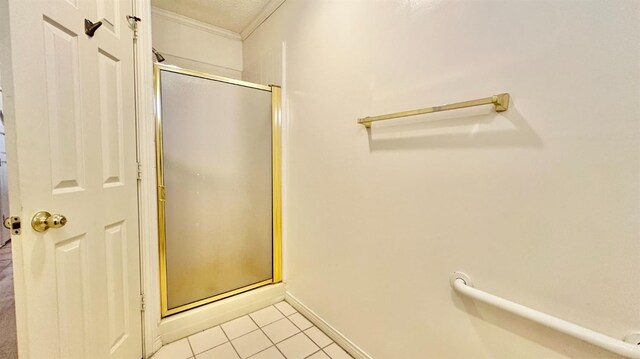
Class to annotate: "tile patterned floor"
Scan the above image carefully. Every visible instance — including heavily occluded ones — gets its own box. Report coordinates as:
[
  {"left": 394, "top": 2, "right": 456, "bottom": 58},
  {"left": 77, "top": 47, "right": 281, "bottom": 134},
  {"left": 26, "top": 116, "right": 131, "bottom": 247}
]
[{"left": 152, "top": 301, "right": 352, "bottom": 359}]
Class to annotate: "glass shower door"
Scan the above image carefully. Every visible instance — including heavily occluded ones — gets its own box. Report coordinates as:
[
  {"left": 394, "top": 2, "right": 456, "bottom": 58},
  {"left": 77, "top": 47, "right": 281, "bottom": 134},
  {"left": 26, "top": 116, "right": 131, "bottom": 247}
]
[{"left": 155, "top": 65, "right": 281, "bottom": 316}]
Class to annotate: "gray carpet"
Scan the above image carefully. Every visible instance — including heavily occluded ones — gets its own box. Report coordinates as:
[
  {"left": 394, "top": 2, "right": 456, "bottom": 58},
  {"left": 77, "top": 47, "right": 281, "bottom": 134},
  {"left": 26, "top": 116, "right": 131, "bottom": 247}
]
[{"left": 0, "top": 241, "right": 17, "bottom": 359}]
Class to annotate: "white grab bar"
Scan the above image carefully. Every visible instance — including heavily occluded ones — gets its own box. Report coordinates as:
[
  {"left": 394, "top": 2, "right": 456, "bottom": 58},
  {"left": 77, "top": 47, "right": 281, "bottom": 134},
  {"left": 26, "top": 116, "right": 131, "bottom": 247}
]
[{"left": 450, "top": 272, "right": 640, "bottom": 358}]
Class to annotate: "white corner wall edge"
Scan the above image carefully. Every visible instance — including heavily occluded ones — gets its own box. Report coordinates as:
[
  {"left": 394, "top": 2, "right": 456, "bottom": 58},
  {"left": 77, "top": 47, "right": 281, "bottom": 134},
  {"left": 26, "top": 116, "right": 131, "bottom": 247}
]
[
  {"left": 151, "top": 6, "right": 241, "bottom": 40},
  {"left": 158, "top": 283, "right": 285, "bottom": 345},
  {"left": 285, "top": 292, "right": 372, "bottom": 359},
  {"left": 240, "top": 0, "right": 286, "bottom": 40},
  {"left": 133, "top": 0, "right": 162, "bottom": 357}
]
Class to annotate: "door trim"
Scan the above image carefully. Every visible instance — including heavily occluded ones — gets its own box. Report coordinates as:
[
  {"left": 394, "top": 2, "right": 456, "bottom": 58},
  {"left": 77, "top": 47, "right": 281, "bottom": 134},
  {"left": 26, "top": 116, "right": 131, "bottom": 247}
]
[
  {"left": 132, "top": 0, "right": 162, "bottom": 356},
  {"left": 153, "top": 63, "right": 283, "bottom": 317}
]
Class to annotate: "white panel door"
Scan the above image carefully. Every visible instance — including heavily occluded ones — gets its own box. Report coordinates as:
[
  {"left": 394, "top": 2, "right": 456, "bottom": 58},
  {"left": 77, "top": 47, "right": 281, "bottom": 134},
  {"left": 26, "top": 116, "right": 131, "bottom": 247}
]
[{"left": 0, "top": 0, "right": 142, "bottom": 358}]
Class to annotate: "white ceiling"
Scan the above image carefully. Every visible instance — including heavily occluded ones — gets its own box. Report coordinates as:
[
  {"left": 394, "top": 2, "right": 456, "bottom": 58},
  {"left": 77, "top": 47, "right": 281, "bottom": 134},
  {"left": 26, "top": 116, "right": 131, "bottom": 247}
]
[{"left": 151, "top": 0, "right": 278, "bottom": 34}]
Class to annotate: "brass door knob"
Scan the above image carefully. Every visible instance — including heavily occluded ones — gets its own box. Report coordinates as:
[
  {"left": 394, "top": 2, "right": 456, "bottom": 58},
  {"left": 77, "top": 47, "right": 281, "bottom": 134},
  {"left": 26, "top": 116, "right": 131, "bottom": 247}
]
[{"left": 31, "top": 211, "right": 67, "bottom": 232}]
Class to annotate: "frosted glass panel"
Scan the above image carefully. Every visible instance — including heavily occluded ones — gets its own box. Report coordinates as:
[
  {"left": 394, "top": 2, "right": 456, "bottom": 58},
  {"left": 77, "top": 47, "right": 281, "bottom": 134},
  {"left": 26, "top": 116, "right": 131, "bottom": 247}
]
[{"left": 160, "top": 70, "right": 273, "bottom": 311}]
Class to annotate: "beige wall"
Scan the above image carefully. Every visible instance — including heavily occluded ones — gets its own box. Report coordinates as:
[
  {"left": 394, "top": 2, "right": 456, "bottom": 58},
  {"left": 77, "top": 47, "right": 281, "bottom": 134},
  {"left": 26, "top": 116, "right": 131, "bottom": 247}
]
[
  {"left": 152, "top": 7, "right": 243, "bottom": 79},
  {"left": 243, "top": 1, "right": 640, "bottom": 358}
]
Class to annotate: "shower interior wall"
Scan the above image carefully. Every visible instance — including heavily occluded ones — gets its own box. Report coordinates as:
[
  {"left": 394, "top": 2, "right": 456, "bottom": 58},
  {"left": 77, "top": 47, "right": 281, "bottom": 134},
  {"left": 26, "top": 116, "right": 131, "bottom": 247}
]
[{"left": 151, "top": 7, "right": 243, "bottom": 79}]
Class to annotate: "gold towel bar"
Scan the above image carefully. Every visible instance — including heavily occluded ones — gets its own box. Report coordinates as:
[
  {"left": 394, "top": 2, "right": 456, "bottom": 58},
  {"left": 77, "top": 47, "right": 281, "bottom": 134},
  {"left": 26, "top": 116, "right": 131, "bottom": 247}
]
[{"left": 358, "top": 93, "right": 510, "bottom": 128}]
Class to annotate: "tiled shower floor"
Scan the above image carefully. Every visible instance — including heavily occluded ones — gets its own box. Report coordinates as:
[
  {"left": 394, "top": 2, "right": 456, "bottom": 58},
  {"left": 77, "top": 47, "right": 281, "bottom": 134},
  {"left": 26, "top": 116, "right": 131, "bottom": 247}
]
[{"left": 152, "top": 301, "right": 352, "bottom": 359}]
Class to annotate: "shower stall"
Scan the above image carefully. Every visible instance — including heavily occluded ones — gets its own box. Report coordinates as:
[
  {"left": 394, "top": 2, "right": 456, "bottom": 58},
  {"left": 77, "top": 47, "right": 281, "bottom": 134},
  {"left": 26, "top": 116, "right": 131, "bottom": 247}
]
[{"left": 154, "top": 64, "right": 282, "bottom": 317}]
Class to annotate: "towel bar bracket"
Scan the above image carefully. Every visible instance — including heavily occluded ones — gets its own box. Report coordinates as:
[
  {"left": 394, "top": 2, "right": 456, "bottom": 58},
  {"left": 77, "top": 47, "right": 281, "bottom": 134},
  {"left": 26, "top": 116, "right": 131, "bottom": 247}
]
[
  {"left": 449, "top": 271, "right": 472, "bottom": 288},
  {"left": 624, "top": 333, "right": 640, "bottom": 346},
  {"left": 492, "top": 93, "right": 510, "bottom": 112}
]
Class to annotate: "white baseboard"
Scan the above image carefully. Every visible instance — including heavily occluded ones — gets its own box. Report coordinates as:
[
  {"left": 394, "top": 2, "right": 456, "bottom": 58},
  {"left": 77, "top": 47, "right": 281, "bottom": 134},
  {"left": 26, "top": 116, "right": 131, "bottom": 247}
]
[
  {"left": 285, "top": 292, "right": 372, "bottom": 359},
  {"left": 158, "top": 283, "right": 285, "bottom": 345}
]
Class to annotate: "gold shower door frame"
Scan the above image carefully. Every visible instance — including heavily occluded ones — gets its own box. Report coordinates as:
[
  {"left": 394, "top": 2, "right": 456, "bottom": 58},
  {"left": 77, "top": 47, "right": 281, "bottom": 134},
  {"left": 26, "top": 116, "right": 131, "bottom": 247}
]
[{"left": 153, "top": 64, "right": 282, "bottom": 317}]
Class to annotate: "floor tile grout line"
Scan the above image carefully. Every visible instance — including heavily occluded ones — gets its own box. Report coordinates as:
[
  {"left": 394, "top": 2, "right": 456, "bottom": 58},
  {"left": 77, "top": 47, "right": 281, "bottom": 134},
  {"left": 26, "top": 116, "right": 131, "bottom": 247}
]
[
  {"left": 303, "top": 327, "right": 334, "bottom": 349},
  {"left": 274, "top": 303, "right": 325, "bottom": 357},
  {"left": 220, "top": 324, "right": 232, "bottom": 342},
  {"left": 303, "top": 348, "right": 323, "bottom": 359},
  {"left": 220, "top": 321, "right": 244, "bottom": 359},
  {"left": 249, "top": 305, "right": 285, "bottom": 328},
  {"left": 263, "top": 316, "right": 302, "bottom": 345},
  {"left": 286, "top": 308, "right": 346, "bottom": 356},
  {"left": 273, "top": 303, "right": 294, "bottom": 317},
  {"left": 248, "top": 313, "right": 277, "bottom": 344},
  {"left": 300, "top": 329, "right": 321, "bottom": 355},
  {"left": 247, "top": 314, "right": 271, "bottom": 343},
  {"left": 228, "top": 338, "right": 244, "bottom": 359},
  {"left": 229, "top": 330, "right": 263, "bottom": 358},
  {"left": 246, "top": 344, "right": 278, "bottom": 359},
  {"left": 221, "top": 316, "right": 260, "bottom": 340},
  {"left": 185, "top": 335, "right": 196, "bottom": 357},
  {"left": 226, "top": 318, "right": 279, "bottom": 359},
  {"left": 289, "top": 312, "right": 315, "bottom": 331},
  {"left": 325, "top": 344, "right": 353, "bottom": 359},
  {"left": 288, "top": 308, "right": 334, "bottom": 357},
  {"left": 247, "top": 309, "right": 288, "bottom": 359},
  {"left": 258, "top": 321, "right": 320, "bottom": 359},
  {"left": 290, "top": 318, "right": 313, "bottom": 332},
  {"left": 191, "top": 334, "right": 233, "bottom": 357}
]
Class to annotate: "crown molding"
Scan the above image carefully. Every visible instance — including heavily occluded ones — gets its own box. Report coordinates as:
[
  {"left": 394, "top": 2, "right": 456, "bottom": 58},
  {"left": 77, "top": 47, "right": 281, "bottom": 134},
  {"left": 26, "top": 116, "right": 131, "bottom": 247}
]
[
  {"left": 151, "top": 6, "right": 242, "bottom": 41},
  {"left": 241, "top": 0, "right": 286, "bottom": 40}
]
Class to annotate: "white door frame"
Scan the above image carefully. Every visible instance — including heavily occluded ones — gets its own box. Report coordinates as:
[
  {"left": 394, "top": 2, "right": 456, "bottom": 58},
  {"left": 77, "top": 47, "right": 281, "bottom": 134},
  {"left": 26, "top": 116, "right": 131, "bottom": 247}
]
[{"left": 131, "top": 0, "right": 163, "bottom": 356}]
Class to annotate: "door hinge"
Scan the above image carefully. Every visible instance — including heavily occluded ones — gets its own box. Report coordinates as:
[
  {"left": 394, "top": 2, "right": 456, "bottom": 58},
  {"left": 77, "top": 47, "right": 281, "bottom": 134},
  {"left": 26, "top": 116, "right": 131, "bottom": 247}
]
[
  {"left": 137, "top": 162, "right": 143, "bottom": 180},
  {"left": 140, "top": 294, "right": 146, "bottom": 312},
  {"left": 3, "top": 216, "right": 21, "bottom": 235},
  {"left": 126, "top": 15, "right": 141, "bottom": 40}
]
